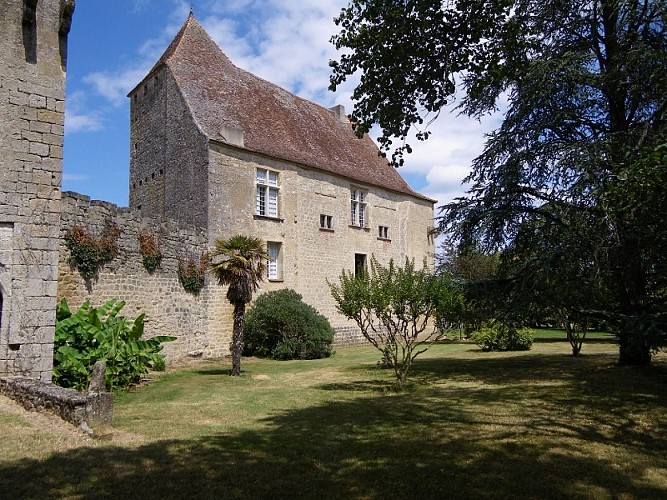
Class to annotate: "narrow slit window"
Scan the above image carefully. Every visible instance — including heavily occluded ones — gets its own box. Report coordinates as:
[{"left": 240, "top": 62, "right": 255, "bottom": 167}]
[{"left": 23, "top": 0, "right": 38, "bottom": 64}]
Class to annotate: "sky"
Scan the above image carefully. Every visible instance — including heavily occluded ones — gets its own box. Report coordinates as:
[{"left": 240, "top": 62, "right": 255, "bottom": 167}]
[{"left": 63, "top": 0, "right": 502, "bottom": 219}]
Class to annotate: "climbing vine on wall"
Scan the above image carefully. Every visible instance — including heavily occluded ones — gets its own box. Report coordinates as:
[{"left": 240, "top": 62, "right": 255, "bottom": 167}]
[
  {"left": 177, "top": 251, "right": 208, "bottom": 294},
  {"left": 137, "top": 230, "right": 163, "bottom": 273},
  {"left": 64, "top": 221, "right": 121, "bottom": 281}
]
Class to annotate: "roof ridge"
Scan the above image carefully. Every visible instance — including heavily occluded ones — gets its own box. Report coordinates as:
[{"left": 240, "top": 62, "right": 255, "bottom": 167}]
[
  {"left": 130, "top": 13, "right": 434, "bottom": 203},
  {"left": 128, "top": 13, "right": 202, "bottom": 96}
]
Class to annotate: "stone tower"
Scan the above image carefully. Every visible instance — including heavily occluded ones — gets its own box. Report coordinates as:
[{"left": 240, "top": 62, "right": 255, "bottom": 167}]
[{"left": 0, "top": 0, "right": 75, "bottom": 381}]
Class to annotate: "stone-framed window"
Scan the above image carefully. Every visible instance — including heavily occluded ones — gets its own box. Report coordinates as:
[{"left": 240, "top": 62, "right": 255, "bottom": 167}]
[
  {"left": 267, "top": 241, "right": 283, "bottom": 280},
  {"left": 378, "top": 225, "right": 390, "bottom": 240},
  {"left": 320, "top": 214, "right": 333, "bottom": 230},
  {"left": 256, "top": 168, "right": 279, "bottom": 217},
  {"left": 350, "top": 188, "right": 367, "bottom": 228}
]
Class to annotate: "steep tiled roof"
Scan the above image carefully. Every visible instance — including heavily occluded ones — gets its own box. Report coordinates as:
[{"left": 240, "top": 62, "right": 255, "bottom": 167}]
[{"left": 131, "top": 14, "right": 432, "bottom": 202}]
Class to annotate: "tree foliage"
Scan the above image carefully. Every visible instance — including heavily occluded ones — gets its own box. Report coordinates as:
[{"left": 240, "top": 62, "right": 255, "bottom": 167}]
[
  {"left": 209, "top": 235, "right": 267, "bottom": 376},
  {"left": 329, "top": 257, "right": 460, "bottom": 389},
  {"left": 243, "top": 289, "right": 335, "bottom": 360},
  {"left": 331, "top": 0, "right": 667, "bottom": 364}
]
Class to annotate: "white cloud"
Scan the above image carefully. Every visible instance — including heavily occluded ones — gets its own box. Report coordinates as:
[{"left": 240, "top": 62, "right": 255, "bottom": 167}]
[
  {"left": 62, "top": 173, "right": 90, "bottom": 181},
  {"left": 83, "top": 66, "right": 151, "bottom": 106},
  {"left": 64, "top": 91, "right": 104, "bottom": 134},
  {"left": 203, "top": 0, "right": 345, "bottom": 105}
]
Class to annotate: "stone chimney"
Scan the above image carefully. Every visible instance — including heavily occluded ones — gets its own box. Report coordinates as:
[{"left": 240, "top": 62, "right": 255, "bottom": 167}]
[{"left": 329, "top": 104, "right": 347, "bottom": 122}]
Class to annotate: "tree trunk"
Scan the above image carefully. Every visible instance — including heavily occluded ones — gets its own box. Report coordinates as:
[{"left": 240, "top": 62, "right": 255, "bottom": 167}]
[
  {"left": 617, "top": 321, "right": 651, "bottom": 366},
  {"left": 230, "top": 301, "right": 246, "bottom": 376}
]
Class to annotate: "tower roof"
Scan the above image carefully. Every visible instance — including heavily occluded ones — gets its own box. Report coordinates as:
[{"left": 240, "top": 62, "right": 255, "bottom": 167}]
[{"left": 130, "top": 14, "right": 433, "bottom": 202}]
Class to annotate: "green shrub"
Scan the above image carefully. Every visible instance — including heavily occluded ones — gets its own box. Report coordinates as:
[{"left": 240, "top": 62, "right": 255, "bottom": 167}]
[
  {"left": 53, "top": 298, "right": 175, "bottom": 391},
  {"left": 472, "top": 322, "right": 533, "bottom": 352},
  {"left": 64, "top": 222, "right": 121, "bottom": 281},
  {"left": 177, "top": 252, "right": 208, "bottom": 294},
  {"left": 243, "top": 289, "right": 334, "bottom": 360}
]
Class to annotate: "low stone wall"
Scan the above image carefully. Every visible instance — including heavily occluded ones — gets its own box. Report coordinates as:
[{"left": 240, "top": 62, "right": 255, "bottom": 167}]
[
  {"left": 0, "top": 377, "right": 112, "bottom": 432},
  {"left": 333, "top": 325, "right": 367, "bottom": 347}
]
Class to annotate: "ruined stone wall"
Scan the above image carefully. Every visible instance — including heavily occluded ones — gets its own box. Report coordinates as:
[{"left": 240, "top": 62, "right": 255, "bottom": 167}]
[
  {"left": 0, "top": 0, "right": 74, "bottom": 381},
  {"left": 57, "top": 192, "right": 231, "bottom": 361}
]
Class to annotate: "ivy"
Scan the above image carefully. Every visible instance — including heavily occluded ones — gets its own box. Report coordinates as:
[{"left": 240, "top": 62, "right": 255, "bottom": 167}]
[
  {"left": 64, "top": 221, "right": 120, "bottom": 281},
  {"left": 137, "top": 230, "right": 163, "bottom": 273},
  {"left": 177, "top": 252, "right": 208, "bottom": 294}
]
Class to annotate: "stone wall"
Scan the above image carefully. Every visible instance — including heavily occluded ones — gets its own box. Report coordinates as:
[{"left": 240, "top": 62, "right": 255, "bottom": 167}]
[
  {"left": 206, "top": 142, "right": 436, "bottom": 333},
  {"left": 0, "top": 376, "right": 112, "bottom": 432},
  {"left": 0, "top": 0, "right": 74, "bottom": 381},
  {"left": 129, "top": 67, "right": 210, "bottom": 228},
  {"left": 57, "top": 191, "right": 228, "bottom": 361}
]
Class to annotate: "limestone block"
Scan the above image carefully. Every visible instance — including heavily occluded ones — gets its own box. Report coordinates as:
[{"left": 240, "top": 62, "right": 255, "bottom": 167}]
[
  {"left": 29, "top": 94, "right": 47, "bottom": 109},
  {"left": 29, "top": 141, "right": 49, "bottom": 157}
]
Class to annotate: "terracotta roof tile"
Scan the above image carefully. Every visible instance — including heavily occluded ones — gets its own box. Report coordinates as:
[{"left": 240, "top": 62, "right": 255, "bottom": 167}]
[{"left": 131, "top": 14, "right": 433, "bottom": 202}]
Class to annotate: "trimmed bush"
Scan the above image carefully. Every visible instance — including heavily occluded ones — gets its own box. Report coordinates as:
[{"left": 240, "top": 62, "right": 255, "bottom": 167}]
[
  {"left": 472, "top": 322, "right": 533, "bottom": 352},
  {"left": 243, "top": 289, "right": 334, "bottom": 360}
]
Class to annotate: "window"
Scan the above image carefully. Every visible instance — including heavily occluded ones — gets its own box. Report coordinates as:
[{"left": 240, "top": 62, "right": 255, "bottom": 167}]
[
  {"left": 256, "top": 168, "right": 279, "bottom": 217},
  {"left": 350, "top": 189, "right": 367, "bottom": 227},
  {"left": 354, "top": 253, "right": 367, "bottom": 278},
  {"left": 267, "top": 242, "right": 282, "bottom": 280},
  {"left": 320, "top": 214, "right": 333, "bottom": 230},
  {"left": 23, "top": 0, "right": 38, "bottom": 64},
  {"left": 378, "top": 225, "right": 389, "bottom": 239}
]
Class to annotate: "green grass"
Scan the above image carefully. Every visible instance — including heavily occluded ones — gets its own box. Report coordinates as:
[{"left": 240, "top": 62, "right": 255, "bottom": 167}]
[{"left": 1, "top": 336, "right": 666, "bottom": 499}]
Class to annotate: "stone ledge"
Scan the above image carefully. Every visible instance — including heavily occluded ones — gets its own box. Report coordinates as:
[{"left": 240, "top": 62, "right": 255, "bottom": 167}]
[{"left": 0, "top": 377, "right": 113, "bottom": 433}]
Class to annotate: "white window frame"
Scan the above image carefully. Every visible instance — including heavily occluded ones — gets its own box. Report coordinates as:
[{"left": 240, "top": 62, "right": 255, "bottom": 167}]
[
  {"left": 378, "top": 225, "right": 389, "bottom": 239},
  {"left": 267, "top": 241, "right": 282, "bottom": 280},
  {"left": 350, "top": 188, "right": 368, "bottom": 228},
  {"left": 320, "top": 214, "right": 333, "bottom": 230},
  {"left": 256, "top": 168, "right": 279, "bottom": 218}
]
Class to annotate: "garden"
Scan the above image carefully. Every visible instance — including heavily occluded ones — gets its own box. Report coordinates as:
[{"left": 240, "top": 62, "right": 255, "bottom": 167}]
[{"left": 1, "top": 332, "right": 666, "bottom": 499}]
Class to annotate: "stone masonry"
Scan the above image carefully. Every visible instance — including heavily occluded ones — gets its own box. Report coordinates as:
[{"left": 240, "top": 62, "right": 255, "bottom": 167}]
[
  {"left": 57, "top": 191, "right": 223, "bottom": 360},
  {"left": 0, "top": 0, "right": 75, "bottom": 381}
]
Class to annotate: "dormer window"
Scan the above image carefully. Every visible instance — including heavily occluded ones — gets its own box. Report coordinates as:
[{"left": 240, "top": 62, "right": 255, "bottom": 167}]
[{"left": 256, "top": 168, "right": 279, "bottom": 217}]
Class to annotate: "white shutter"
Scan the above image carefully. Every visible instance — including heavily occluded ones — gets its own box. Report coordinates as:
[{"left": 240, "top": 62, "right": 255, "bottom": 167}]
[{"left": 268, "top": 187, "right": 278, "bottom": 217}]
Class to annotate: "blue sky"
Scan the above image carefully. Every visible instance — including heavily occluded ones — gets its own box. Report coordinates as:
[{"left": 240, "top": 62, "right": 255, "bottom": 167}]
[{"left": 63, "top": 0, "right": 500, "bottom": 210}]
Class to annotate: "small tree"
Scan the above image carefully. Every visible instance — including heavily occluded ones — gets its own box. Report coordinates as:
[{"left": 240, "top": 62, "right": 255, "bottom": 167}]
[
  {"left": 329, "top": 257, "right": 458, "bottom": 389},
  {"left": 209, "top": 235, "right": 267, "bottom": 376}
]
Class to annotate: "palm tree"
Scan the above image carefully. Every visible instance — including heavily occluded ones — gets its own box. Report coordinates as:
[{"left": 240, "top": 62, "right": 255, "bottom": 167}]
[{"left": 209, "top": 235, "right": 267, "bottom": 376}]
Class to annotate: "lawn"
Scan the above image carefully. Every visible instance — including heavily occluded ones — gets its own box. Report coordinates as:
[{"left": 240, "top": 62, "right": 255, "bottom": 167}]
[{"left": 1, "top": 334, "right": 666, "bottom": 499}]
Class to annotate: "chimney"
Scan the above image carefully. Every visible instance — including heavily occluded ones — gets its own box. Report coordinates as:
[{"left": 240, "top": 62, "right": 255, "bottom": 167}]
[{"left": 329, "top": 104, "right": 347, "bottom": 122}]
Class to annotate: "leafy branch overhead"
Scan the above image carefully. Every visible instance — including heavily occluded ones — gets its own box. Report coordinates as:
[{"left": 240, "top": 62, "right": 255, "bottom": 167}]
[{"left": 331, "top": 0, "right": 667, "bottom": 365}]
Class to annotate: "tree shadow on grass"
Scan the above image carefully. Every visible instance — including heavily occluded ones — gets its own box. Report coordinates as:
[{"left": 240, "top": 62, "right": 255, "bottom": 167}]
[
  {"left": 0, "top": 400, "right": 664, "bottom": 500},
  {"left": 2, "top": 353, "right": 666, "bottom": 498}
]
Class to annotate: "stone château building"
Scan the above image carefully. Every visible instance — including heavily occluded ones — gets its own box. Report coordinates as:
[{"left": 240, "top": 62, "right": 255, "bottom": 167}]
[
  {"left": 0, "top": 0, "right": 75, "bottom": 380},
  {"left": 126, "top": 14, "right": 435, "bottom": 341},
  {"left": 2, "top": 8, "right": 434, "bottom": 376}
]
